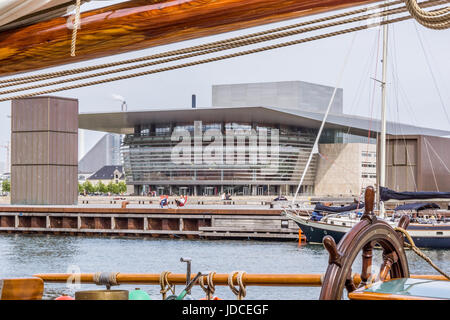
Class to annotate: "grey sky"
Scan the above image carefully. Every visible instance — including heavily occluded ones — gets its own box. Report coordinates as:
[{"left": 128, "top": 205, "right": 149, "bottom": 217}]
[{"left": 0, "top": 0, "right": 448, "bottom": 165}]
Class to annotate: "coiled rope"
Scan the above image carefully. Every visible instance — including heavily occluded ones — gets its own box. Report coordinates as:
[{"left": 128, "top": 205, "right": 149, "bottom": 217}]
[
  {"left": 199, "top": 271, "right": 217, "bottom": 300},
  {"left": 159, "top": 271, "right": 176, "bottom": 300},
  {"left": 93, "top": 271, "right": 119, "bottom": 289},
  {"left": 228, "top": 271, "right": 247, "bottom": 300},
  {"left": 404, "top": 0, "right": 450, "bottom": 29},
  {"left": 395, "top": 227, "right": 450, "bottom": 280}
]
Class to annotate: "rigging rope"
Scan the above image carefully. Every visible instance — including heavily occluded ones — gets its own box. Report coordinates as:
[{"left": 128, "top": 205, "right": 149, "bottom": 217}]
[
  {"left": 395, "top": 227, "right": 450, "bottom": 280},
  {"left": 0, "top": 0, "right": 406, "bottom": 86},
  {"left": 0, "top": 1, "right": 447, "bottom": 102},
  {"left": 70, "top": 0, "right": 82, "bottom": 57},
  {"left": 404, "top": 0, "right": 450, "bottom": 29}
]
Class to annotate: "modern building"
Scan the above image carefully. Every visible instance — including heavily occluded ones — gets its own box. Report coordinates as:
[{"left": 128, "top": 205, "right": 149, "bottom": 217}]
[
  {"left": 79, "top": 81, "right": 450, "bottom": 197},
  {"left": 78, "top": 133, "right": 121, "bottom": 173}
]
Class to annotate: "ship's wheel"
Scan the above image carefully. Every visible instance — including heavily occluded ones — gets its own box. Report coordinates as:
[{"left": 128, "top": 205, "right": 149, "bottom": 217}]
[{"left": 319, "top": 186, "right": 410, "bottom": 300}]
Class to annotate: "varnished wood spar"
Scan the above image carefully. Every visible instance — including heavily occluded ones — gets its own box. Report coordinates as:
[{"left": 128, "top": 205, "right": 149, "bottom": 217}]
[
  {"left": 0, "top": 0, "right": 380, "bottom": 76},
  {"left": 32, "top": 273, "right": 449, "bottom": 286}
]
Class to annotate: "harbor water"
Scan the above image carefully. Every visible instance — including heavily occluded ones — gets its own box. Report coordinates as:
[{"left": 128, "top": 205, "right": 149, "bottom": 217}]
[{"left": 0, "top": 234, "right": 448, "bottom": 300}]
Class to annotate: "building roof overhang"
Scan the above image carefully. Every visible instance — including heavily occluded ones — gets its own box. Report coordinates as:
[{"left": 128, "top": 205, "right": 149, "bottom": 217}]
[{"left": 78, "top": 106, "right": 450, "bottom": 138}]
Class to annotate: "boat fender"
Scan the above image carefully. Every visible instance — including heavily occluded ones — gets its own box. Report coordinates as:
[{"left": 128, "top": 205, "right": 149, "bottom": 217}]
[{"left": 129, "top": 288, "right": 151, "bottom": 300}]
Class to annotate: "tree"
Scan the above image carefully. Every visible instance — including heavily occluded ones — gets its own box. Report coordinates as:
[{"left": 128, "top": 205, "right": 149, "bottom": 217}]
[
  {"left": 83, "top": 181, "right": 95, "bottom": 194},
  {"left": 118, "top": 181, "right": 127, "bottom": 194},
  {"left": 106, "top": 182, "right": 120, "bottom": 195},
  {"left": 78, "top": 182, "right": 84, "bottom": 194},
  {"left": 97, "top": 181, "right": 108, "bottom": 194},
  {"left": 2, "top": 179, "right": 10, "bottom": 192}
]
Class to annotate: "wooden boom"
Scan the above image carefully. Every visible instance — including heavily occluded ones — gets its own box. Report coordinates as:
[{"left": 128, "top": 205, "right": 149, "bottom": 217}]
[{"left": 0, "top": 0, "right": 380, "bottom": 77}]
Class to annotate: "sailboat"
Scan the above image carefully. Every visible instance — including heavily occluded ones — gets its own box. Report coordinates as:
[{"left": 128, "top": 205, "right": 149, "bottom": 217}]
[
  {"left": 285, "top": 11, "right": 450, "bottom": 249},
  {"left": 286, "top": 194, "right": 450, "bottom": 248}
]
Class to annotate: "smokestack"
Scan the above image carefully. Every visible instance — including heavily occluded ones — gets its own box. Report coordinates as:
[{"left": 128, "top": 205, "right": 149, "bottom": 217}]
[{"left": 192, "top": 94, "right": 196, "bottom": 109}]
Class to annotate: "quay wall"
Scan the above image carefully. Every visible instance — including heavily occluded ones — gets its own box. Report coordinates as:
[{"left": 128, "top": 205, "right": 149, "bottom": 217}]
[{"left": 0, "top": 206, "right": 300, "bottom": 241}]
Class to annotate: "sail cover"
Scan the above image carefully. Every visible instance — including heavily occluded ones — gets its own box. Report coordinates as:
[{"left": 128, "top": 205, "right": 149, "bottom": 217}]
[
  {"left": 394, "top": 203, "right": 440, "bottom": 212},
  {"left": 314, "top": 202, "right": 364, "bottom": 213},
  {"left": 380, "top": 187, "right": 450, "bottom": 202},
  {"left": 0, "top": 0, "right": 77, "bottom": 28}
]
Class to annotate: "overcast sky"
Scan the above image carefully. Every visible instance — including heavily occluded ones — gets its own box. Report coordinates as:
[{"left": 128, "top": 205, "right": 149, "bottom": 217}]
[{"left": 0, "top": 0, "right": 448, "bottom": 166}]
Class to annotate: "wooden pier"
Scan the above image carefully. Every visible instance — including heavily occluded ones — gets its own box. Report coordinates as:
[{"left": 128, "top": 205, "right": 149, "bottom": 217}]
[{"left": 0, "top": 205, "right": 301, "bottom": 241}]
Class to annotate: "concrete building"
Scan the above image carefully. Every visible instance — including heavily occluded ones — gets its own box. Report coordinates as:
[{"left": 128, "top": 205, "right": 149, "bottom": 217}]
[
  {"left": 314, "top": 143, "right": 377, "bottom": 197},
  {"left": 78, "top": 81, "right": 450, "bottom": 197},
  {"left": 381, "top": 135, "right": 450, "bottom": 192},
  {"left": 212, "top": 81, "right": 343, "bottom": 114},
  {"left": 78, "top": 133, "right": 121, "bottom": 173}
]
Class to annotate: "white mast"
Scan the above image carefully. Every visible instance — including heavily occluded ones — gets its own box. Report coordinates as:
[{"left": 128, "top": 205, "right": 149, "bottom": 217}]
[{"left": 379, "top": 15, "right": 389, "bottom": 218}]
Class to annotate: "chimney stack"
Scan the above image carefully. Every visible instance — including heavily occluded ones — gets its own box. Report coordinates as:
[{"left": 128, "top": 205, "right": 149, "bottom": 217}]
[{"left": 192, "top": 94, "right": 196, "bottom": 109}]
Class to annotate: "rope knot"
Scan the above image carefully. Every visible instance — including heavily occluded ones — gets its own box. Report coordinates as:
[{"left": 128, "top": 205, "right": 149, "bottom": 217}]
[
  {"left": 93, "top": 272, "right": 119, "bottom": 289},
  {"left": 228, "top": 271, "right": 247, "bottom": 300},
  {"left": 159, "top": 271, "right": 175, "bottom": 299},
  {"left": 199, "top": 271, "right": 217, "bottom": 300}
]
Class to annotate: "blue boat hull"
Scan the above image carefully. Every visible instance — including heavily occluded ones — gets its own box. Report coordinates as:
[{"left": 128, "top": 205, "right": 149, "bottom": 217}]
[{"left": 294, "top": 220, "right": 450, "bottom": 249}]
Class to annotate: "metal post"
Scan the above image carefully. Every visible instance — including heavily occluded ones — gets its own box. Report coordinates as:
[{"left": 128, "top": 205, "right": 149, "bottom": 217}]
[
  {"left": 180, "top": 257, "right": 192, "bottom": 294},
  {"left": 379, "top": 18, "right": 389, "bottom": 219}
]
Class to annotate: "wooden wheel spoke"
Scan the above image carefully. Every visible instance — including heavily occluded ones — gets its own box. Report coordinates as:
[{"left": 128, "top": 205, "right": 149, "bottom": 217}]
[
  {"left": 344, "top": 269, "right": 357, "bottom": 293},
  {"left": 359, "top": 241, "right": 375, "bottom": 287},
  {"left": 378, "top": 251, "right": 398, "bottom": 282}
]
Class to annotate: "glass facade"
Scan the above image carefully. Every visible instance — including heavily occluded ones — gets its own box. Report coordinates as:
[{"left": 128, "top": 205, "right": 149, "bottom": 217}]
[
  {"left": 320, "top": 129, "right": 376, "bottom": 144},
  {"left": 122, "top": 122, "right": 370, "bottom": 196}
]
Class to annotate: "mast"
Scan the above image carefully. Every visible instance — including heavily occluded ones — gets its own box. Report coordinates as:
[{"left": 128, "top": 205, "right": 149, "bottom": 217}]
[{"left": 378, "top": 11, "right": 389, "bottom": 218}]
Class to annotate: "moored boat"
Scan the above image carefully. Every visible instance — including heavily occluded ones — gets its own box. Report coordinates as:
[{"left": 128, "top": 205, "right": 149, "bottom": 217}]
[{"left": 285, "top": 191, "right": 450, "bottom": 248}]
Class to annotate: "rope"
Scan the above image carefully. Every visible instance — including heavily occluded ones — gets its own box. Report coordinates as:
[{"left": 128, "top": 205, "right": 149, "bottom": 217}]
[
  {"left": 395, "top": 227, "right": 450, "bottom": 280},
  {"left": 0, "top": 0, "right": 406, "bottom": 86},
  {"left": 159, "top": 271, "right": 175, "bottom": 300},
  {"left": 199, "top": 271, "right": 216, "bottom": 300},
  {"left": 0, "top": 2, "right": 420, "bottom": 94},
  {"left": 0, "top": 1, "right": 446, "bottom": 101},
  {"left": 403, "top": 0, "right": 450, "bottom": 29},
  {"left": 92, "top": 272, "right": 119, "bottom": 289},
  {"left": 228, "top": 271, "right": 247, "bottom": 300},
  {"left": 71, "top": 0, "right": 82, "bottom": 57},
  {"left": 0, "top": 15, "right": 417, "bottom": 102}
]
